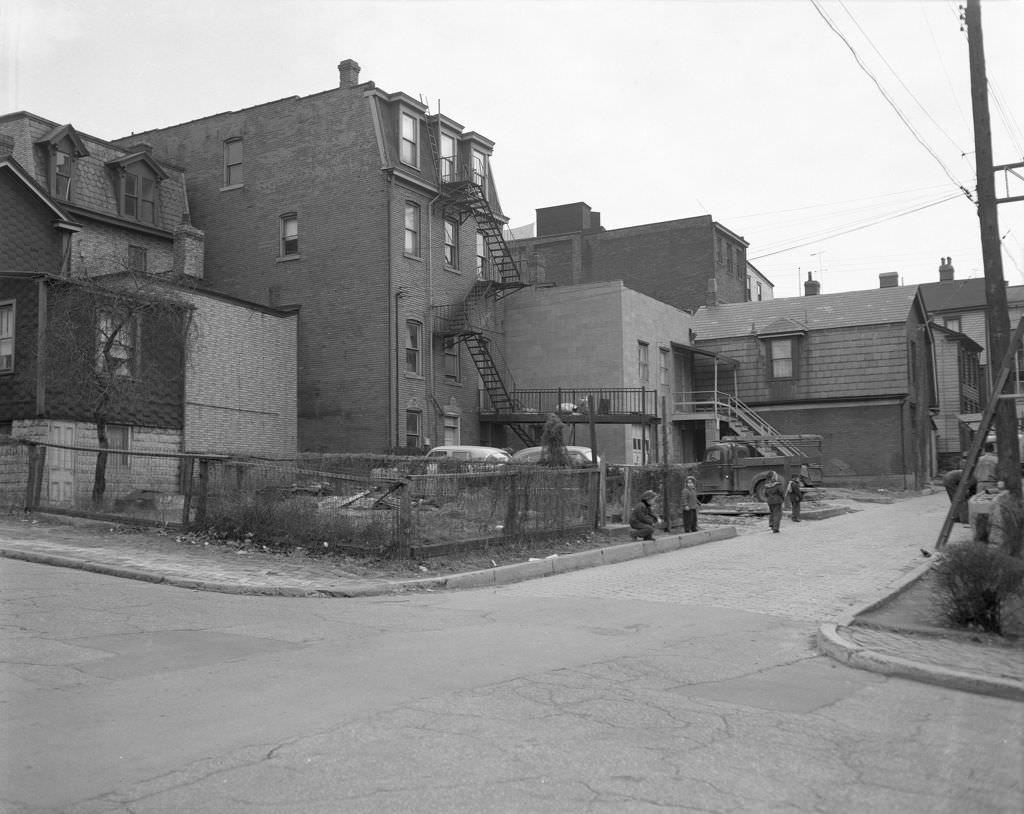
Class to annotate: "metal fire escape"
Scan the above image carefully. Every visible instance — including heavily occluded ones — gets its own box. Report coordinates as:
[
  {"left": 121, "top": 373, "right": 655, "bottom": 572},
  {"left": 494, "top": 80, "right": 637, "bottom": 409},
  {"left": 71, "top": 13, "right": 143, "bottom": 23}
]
[{"left": 427, "top": 114, "right": 532, "bottom": 445}]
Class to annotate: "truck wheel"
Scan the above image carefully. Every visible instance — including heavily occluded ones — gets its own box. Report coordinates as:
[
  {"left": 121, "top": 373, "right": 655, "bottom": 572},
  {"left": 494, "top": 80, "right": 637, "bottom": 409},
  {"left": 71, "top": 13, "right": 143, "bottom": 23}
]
[{"left": 752, "top": 479, "right": 768, "bottom": 503}]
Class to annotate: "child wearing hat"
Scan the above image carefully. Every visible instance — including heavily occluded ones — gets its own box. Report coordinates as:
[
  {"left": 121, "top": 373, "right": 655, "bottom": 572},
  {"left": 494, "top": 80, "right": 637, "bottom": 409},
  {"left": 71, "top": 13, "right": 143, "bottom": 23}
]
[{"left": 629, "top": 490, "right": 659, "bottom": 540}]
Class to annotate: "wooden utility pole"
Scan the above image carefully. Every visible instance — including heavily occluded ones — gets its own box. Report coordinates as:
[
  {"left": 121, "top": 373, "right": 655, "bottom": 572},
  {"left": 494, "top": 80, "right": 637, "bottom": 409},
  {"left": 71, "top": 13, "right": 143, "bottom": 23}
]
[{"left": 966, "top": 0, "right": 1020, "bottom": 496}]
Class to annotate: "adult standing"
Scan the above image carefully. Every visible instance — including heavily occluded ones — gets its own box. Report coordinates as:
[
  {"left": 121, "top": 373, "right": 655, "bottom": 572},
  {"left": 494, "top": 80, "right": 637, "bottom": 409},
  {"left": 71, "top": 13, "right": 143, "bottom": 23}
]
[
  {"left": 974, "top": 443, "right": 999, "bottom": 493},
  {"left": 681, "top": 476, "right": 700, "bottom": 533},
  {"left": 629, "top": 490, "right": 659, "bottom": 541},
  {"left": 942, "top": 458, "right": 974, "bottom": 524},
  {"left": 764, "top": 471, "right": 786, "bottom": 534}
]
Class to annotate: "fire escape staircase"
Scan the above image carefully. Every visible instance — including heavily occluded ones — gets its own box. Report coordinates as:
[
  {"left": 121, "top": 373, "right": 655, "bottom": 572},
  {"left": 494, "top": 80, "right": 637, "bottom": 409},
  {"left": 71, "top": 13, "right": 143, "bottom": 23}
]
[{"left": 426, "top": 114, "right": 531, "bottom": 445}]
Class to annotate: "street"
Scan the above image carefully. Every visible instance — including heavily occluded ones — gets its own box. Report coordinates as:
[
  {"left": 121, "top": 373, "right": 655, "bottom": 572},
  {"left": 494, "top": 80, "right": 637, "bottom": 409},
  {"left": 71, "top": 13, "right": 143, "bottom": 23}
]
[{"left": 1, "top": 493, "right": 1022, "bottom": 813}]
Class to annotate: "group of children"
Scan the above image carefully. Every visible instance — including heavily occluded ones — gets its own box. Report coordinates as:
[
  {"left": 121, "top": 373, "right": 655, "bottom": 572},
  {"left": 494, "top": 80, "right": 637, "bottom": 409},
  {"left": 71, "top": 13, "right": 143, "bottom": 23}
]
[{"left": 629, "top": 471, "right": 805, "bottom": 540}]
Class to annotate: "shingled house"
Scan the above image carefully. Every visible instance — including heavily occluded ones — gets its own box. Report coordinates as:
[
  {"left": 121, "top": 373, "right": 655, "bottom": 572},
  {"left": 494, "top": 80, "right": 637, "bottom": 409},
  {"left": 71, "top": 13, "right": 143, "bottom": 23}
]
[
  {"left": 0, "top": 113, "right": 297, "bottom": 508},
  {"left": 688, "top": 284, "right": 937, "bottom": 488}
]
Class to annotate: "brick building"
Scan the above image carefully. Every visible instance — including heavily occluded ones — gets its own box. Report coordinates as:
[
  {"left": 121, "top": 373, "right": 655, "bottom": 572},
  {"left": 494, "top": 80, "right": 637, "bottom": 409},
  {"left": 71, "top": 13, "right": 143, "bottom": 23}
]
[
  {"left": 688, "top": 284, "right": 937, "bottom": 488},
  {"left": 0, "top": 112, "right": 297, "bottom": 506},
  {"left": 510, "top": 202, "right": 765, "bottom": 313},
  {"left": 503, "top": 281, "right": 703, "bottom": 465},
  {"left": 117, "top": 59, "right": 523, "bottom": 454}
]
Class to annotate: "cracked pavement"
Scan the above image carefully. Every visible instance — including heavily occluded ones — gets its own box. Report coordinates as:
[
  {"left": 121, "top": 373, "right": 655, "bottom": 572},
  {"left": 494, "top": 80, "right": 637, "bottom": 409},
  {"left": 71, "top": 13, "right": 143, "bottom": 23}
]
[{"left": 1, "top": 493, "right": 1022, "bottom": 813}]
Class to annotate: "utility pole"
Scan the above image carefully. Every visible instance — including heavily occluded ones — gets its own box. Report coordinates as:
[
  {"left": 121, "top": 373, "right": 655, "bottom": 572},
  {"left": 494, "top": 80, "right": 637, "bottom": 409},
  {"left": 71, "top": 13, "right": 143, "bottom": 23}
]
[{"left": 966, "top": 0, "right": 1020, "bottom": 496}]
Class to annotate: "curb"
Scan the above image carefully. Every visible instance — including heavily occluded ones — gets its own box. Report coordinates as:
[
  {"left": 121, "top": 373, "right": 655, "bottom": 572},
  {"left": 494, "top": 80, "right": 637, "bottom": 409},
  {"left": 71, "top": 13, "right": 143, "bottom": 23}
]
[
  {"left": 815, "top": 560, "right": 1024, "bottom": 701},
  {"left": 0, "top": 527, "right": 737, "bottom": 598}
]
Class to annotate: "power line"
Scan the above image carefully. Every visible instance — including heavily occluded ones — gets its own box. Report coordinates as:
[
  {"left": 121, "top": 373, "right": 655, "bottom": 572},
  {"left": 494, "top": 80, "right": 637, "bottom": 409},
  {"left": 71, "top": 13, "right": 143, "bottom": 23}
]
[
  {"left": 750, "top": 193, "right": 962, "bottom": 260},
  {"left": 809, "top": 0, "right": 975, "bottom": 203}
]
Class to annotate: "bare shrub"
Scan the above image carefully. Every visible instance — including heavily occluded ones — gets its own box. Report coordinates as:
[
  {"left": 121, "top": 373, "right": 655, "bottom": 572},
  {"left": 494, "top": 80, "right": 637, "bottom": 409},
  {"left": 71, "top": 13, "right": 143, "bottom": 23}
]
[
  {"left": 933, "top": 541, "right": 1024, "bottom": 635},
  {"left": 204, "top": 492, "right": 394, "bottom": 554}
]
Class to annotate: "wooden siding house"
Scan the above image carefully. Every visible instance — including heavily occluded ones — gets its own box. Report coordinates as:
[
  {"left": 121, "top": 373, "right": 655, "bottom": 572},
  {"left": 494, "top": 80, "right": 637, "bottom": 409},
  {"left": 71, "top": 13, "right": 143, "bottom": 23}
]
[
  {"left": 689, "top": 286, "right": 937, "bottom": 489},
  {"left": 931, "top": 322, "right": 983, "bottom": 469}
]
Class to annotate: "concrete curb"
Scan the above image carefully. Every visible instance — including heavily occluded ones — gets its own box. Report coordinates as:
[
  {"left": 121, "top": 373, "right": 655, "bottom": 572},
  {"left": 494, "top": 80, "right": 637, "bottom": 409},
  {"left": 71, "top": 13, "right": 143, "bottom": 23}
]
[
  {"left": 1, "top": 527, "right": 736, "bottom": 598},
  {"left": 815, "top": 561, "right": 1024, "bottom": 701}
]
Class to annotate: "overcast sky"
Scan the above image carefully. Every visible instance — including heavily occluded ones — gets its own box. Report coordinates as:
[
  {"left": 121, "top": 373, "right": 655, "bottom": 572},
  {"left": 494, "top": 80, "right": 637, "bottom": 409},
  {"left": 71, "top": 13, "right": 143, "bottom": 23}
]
[{"left": 4, "top": 0, "right": 1022, "bottom": 297}]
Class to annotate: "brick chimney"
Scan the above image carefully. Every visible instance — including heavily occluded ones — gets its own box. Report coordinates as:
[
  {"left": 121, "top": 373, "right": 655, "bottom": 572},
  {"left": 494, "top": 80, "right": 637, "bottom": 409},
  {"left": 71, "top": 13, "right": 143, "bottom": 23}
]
[
  {"left": 173, "top": 214, "right": 205, "bottom": 279},
  {"left": 338, "top": 59, "right": 361, "bottom": 87},
  {"left": 879, "top": 272, "right": 899, "bottom": 288},
  {"left": 804, "top": 271, "right": 820, "bottom": 296},
  {"left": 706, "top": 278, "right": 720, "bottom": 307},
  {"left": 939, "top": 256, "right": 955, "bottom": 282}
]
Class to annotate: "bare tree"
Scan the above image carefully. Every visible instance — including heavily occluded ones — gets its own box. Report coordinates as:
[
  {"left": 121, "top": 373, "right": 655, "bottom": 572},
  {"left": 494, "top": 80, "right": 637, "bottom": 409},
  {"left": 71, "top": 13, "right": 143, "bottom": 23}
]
[{"left": 45, "top": 268, "right": 194, "bottom": 506}]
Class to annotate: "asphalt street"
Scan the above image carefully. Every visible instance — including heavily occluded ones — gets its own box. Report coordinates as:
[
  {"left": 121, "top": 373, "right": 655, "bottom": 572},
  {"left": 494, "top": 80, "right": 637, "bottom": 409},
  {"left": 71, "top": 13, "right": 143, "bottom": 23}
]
[{"left": 1, "top": 492, "right": 1022, "bottom": 814}]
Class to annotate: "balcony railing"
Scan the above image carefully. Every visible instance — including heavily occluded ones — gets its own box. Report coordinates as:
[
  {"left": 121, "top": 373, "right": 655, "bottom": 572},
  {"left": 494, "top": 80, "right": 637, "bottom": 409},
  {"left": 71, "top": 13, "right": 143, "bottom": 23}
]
[{"left": 482, "top": 388, "right": 659, "bottom": 418}]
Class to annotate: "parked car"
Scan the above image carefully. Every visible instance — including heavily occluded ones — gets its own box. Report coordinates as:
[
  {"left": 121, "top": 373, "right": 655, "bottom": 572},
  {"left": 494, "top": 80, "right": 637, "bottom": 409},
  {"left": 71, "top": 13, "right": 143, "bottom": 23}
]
[
  {"left": 509, "top": 445, "right": 600, "bottom": 467},
  {"left": 423, "top": 445, "right": 511, "bottom": 473}
]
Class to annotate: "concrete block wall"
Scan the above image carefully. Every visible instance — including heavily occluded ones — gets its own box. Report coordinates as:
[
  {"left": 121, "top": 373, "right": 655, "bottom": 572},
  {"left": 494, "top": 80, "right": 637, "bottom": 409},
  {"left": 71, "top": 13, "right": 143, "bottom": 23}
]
[{"left": 181, "top": 291, "right": 298, "bottom": 457}]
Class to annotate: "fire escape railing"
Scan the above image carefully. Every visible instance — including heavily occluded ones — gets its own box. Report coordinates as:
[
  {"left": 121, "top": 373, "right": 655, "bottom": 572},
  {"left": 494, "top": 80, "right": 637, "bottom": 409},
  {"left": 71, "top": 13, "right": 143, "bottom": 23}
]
[{"left": 426, "top": 113, "right": 531, "bottom": 444}]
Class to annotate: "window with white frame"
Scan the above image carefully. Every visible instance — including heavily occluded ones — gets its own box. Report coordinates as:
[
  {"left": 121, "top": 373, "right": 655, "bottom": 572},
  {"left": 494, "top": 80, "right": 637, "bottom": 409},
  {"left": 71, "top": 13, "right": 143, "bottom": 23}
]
[
  {"left": 440, "top": 133, "right": 456, "bottom": 182},
  {"left": 443, "top": 219, "right": 459, "bottom": 267},
  {"left": 659, "top": 347, "right": 669, "bottom": 386},
  {"left": 404, "top": 203, "right": 420, "bottom": 256},
  {"left": 281, "top": 213, "right": 299, "bottom": 256},
  {"left": 405, "top": 320, "right": 422, "bottom": 375},
  {"left": 944, "top": 315, "right": 962, "bottom": 334},
  {"left": 443, "top": 336, "right": 460, "bottom": 380},
  {"left": 224, "top": 138, "right": 243, "bottom": 186},
  {"left": 471, "top": 149, "right": 486, "bottom": 186},
  {"left": 475, "top": 233, "right": 488, "bottom": 279},
  {"left": 0, "top": 301, "right": 13, "bottom": 372},
  {"left": 122, "top": 168, "right": 156, "bottom": 224},
  {"left": 400, "top": 113, "right": 419, "bottom": 167},
  {"left": 443, "top": 414, "right": 460, "bottom": 445},
  {"left": 97, "top": 308, "right": 137, "bottom": 377},
  {"left": 637, "top": 341, "right": 650, "bottom": 382},
  {"left": 767, "top": 336, "right": 796, "bottom": 380},
  {"left": 405, "top": 410, "right": 422, "bottom": 448}
]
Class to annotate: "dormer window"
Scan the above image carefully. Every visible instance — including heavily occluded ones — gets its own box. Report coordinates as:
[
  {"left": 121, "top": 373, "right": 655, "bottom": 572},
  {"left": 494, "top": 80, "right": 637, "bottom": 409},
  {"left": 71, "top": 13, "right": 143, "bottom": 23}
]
[
  {"left": 440, "top": 132, "right": 456, "bottom": 182},
  {"left": 36, "top": 124, "right": 89, "bottom": 202},
  {"left": 400, "top": 112, "right": 419, "bottom": 168},
  {"left": 106, "top": 152, "right": 167, "bottom": 226},
  {"left": 54, "top": 149, "right": 73, "bottom": 199}
]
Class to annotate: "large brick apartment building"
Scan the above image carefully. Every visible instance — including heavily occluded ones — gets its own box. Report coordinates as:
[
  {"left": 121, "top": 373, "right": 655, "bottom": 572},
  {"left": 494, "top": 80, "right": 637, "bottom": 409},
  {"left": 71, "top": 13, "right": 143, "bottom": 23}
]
[
  {"left": 118, "top": 59, "right": 521, "bottom": 454},
  {"left": 510, "top": 201, "right": 769, "bottom": 313}
]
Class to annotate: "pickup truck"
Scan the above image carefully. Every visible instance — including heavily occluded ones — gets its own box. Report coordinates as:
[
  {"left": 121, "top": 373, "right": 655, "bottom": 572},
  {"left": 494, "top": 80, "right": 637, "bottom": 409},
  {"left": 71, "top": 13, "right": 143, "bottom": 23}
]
[{"left": 683, "top": 436, "right": 823, "bottom": 502}]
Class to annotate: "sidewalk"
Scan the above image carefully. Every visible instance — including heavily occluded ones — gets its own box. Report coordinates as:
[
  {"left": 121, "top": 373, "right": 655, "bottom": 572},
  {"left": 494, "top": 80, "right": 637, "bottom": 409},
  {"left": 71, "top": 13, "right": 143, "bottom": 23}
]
[{"left": 1, "top": 497, "right": 1021, "bottom": 701}]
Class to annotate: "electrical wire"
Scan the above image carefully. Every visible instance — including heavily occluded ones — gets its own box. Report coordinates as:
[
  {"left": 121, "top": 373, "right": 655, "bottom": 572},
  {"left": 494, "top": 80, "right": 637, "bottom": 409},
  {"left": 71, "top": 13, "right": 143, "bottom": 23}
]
[
  {"left": 810, "top": 0, "right": 975, "bottom": 203},
  {"left": 750, "top": 192, "right": 962, "bottom": 260}
]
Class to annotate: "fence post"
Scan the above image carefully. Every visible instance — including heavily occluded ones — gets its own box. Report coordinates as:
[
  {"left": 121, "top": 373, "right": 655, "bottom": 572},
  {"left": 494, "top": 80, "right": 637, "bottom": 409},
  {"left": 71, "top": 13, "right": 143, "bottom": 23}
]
[
  {"left": 194, "top": 458, "right": 210, "bottom": 526},
  {"left": 24, "top": 442, "right": 46, "bottom": 511},
  {"left": 504, "top": 470, "right": 520, "bottom": 538},
  {"left": 395, "top": 480, "right": 412, "bottom": 558},
  {"left": 181, "top": 456, "right": 195, "bottom": 526}
]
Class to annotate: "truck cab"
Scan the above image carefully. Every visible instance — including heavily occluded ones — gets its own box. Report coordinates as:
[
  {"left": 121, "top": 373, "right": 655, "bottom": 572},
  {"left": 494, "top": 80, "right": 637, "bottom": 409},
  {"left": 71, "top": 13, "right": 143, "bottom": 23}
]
[{"left": 690, "top": 436, "right": 823, "bottom": 502}]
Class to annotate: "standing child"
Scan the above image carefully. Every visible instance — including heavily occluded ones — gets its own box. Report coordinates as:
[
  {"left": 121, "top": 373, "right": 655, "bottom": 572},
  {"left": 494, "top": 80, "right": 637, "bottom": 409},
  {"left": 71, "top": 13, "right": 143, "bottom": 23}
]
[
  {"left": 681, "top": 476, "right": 700, "bottom": 533},
  {"left": 786, "top": 472, "right": 803, "bottom": 522},
  {"left": 764, "top": 471, "right": 786, "bottom": 533}
]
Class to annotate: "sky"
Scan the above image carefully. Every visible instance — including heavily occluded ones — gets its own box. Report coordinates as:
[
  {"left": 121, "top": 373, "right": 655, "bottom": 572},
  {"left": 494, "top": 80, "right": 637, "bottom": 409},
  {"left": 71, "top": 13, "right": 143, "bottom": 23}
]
[{"left": 3, "top": 0, "right": 1022, "bottom": 298}]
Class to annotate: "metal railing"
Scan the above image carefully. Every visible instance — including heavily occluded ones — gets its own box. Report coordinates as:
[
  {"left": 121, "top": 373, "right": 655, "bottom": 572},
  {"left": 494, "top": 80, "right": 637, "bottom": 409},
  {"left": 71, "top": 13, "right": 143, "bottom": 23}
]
[{"left": 489, "top": 388, "right": 659, "bottom": 417}]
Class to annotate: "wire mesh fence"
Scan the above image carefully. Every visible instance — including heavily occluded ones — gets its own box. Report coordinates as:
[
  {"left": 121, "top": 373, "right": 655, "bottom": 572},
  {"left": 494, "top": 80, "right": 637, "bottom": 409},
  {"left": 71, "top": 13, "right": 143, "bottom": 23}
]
[{"left": 3, "top": 441, "right": 604, "bottom": 557}]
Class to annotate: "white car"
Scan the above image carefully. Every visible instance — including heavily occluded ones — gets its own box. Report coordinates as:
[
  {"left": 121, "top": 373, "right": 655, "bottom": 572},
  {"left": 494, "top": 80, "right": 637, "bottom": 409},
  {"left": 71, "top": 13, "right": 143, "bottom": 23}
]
[
  {"left": 423, "top": 445, "right": 511, "bottom": 473},
  {"left": 509, "top": 446, "right": 599, "bottom": 467}
]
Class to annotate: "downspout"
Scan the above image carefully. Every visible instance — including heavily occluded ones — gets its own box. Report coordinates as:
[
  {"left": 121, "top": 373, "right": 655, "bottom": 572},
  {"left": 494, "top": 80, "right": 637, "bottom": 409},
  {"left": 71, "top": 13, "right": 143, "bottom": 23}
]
[{"left": 35, "top": 278, "right": 47, "bottom": 416}]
